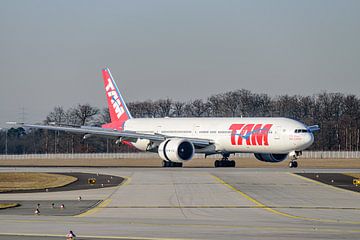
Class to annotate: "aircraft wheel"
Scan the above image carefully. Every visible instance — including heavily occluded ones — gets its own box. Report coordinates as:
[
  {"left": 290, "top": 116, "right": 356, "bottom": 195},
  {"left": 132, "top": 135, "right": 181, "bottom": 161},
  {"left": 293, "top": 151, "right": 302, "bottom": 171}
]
[
  {"left": 215, "top": 160, "right": 235, "bottom": 168},
  {"left": 293, "top": 161, "right": 298, "bottom": 168},
  {"left": 289, "top": 161, "right": 293, "bottom": 168},
  {"left": 289, "top": 161, "right": 298, "bottom": 168},
  {"left": 224, "top": 160, "right": 235, "bottom": 167},
  {"left": 175, "top": 162, "right": 183, "bottom": 167},
  {"left": 162, "top": 161, "right": 183, "bottom": 168}
]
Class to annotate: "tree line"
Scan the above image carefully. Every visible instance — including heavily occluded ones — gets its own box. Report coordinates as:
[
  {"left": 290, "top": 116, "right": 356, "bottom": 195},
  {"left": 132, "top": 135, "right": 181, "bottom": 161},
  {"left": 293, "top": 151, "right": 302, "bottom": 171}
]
[{"left": 1, "top": 89, "right": 359, "bottom": 154}]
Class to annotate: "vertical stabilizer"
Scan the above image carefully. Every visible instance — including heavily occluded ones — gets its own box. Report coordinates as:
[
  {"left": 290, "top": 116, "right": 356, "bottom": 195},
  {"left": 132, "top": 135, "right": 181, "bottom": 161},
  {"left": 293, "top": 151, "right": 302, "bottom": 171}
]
[{"left": 102, "top": 68, "right": 132, "bottom": 130}]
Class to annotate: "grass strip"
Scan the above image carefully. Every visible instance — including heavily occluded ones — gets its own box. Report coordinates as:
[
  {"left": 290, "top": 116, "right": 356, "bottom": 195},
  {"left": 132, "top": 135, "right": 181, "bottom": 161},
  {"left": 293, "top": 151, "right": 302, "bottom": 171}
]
[
  {"left": 0, "top": 172, "right": 77, "bottom": 192},
  {"left": 0, "top": 203, "right": 20, "bottom": 209},
  {"left": 345, "top": 173, "right": 360, "bottom": 179}
]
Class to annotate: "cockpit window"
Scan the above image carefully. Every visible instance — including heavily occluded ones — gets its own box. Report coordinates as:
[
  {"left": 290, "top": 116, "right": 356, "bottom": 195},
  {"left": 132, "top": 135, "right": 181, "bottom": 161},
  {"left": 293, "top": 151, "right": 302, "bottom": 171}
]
[{"left": 295, "top": 129, "right": 308, "bottom": 133}]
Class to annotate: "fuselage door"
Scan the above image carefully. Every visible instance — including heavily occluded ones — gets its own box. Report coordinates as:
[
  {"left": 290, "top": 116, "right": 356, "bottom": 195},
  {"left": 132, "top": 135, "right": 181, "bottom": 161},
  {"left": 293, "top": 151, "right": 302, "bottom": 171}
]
[
  {"left": 156, "top": 125, "right": 162, "bottom": 134},
  {"left": 274, "top": 126, "right": 281, "bottom": 140},
  {"left": 193, "top": 125, "right": 200, "bottom": 137}
]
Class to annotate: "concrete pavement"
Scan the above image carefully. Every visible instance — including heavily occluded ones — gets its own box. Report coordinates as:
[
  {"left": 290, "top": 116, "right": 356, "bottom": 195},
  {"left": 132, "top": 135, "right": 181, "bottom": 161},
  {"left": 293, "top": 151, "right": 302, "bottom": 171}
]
[{"left": 0, "top": 167, "right": 359, "bottom": 240}]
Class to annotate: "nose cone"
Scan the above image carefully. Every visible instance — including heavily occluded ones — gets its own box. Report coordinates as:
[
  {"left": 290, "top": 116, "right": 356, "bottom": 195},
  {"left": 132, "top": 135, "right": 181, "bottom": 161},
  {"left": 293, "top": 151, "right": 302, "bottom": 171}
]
[{"left": 303, "top": 132, "right": 314, "bottom": 149}]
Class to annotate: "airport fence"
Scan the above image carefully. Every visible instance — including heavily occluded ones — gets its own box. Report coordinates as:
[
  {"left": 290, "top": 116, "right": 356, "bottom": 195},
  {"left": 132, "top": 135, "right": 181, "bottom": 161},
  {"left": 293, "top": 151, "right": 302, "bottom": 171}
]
[{"left": 0, "top": 151, "right": 359, "bottom": 160}]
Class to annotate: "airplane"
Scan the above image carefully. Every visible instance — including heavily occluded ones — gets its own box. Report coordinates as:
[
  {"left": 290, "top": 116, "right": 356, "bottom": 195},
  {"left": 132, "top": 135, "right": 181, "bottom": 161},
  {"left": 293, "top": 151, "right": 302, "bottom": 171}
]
[{"left": 9, "top": 68, "right": 319, "bottom": 168}]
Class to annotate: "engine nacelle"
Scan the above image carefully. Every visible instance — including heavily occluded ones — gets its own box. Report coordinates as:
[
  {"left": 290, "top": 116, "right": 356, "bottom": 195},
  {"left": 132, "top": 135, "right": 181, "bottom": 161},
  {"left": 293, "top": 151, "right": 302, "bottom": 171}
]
[
  {"left": 254, "top": 153, "right": 288, "bottom": 163},
  {"left": 158, "top": 138, "right": 195, "bottom": 162}
]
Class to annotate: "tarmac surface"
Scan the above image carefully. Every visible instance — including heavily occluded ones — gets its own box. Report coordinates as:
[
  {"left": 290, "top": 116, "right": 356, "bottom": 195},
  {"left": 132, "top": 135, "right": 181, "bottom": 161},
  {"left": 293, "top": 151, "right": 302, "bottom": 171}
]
[
  {"left": 296, "top": 172, "right": 360, "bottom": 193},
  {"left": 0, "top": 200, "right": 100, "bottom": 216},
  {"left": 0, "top": 167, "right": 360, "bottom": 240}
]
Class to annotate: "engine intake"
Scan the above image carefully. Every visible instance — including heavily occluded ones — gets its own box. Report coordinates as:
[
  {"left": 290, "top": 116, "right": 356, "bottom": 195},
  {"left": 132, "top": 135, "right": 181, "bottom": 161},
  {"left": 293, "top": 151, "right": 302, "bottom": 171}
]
[
  {"left": 158, "top": 138, "right": 195, "bottom": 162},
  {"left": 254, "top": 153, "right": 288, "bottom": 163}
]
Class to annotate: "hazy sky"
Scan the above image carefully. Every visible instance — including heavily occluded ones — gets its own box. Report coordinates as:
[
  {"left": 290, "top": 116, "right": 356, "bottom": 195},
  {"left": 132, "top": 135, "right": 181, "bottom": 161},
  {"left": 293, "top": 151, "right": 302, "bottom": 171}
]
[{"left": 0, "top": 0, "right": 359, "bottom": 127}]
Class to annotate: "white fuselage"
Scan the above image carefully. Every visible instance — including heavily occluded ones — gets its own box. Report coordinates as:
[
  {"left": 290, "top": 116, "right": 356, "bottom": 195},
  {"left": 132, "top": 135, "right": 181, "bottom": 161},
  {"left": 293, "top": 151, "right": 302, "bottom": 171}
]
[{"left": 124, "top": 117, "right": 314, "bottom": 154}]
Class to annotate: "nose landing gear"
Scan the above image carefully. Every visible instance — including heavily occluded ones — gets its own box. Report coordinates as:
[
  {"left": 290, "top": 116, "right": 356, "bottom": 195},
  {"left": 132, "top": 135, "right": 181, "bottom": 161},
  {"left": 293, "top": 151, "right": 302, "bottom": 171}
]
[
  {"left": 289, "top": 160, "right": 298, "bottom": 168},
  {"left": 214, "top": 153, "right": 236, "bottom": 168},
  {"left": 288, "top": 151, "right": 301, "bottom": 168}
]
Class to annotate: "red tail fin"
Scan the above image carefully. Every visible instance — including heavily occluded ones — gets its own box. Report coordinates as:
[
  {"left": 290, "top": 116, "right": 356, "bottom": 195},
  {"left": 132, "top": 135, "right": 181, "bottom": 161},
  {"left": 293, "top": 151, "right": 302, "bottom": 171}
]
[{"left": 101, "top": 68, "right": 132, "bottom": 130}]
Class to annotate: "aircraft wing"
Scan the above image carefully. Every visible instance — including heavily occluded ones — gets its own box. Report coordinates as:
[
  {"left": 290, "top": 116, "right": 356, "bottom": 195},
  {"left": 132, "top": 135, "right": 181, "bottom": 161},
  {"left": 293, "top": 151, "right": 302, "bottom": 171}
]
[{"left": 7, "top": 123, "right": 213, "bottom": 148}]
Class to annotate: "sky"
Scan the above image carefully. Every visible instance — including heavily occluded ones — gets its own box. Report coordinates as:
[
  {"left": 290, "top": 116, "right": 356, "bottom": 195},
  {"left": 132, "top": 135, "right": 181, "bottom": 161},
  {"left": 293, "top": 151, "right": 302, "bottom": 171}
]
[{"left": 0, "top": 0, "right": 359, "bottom": 127}]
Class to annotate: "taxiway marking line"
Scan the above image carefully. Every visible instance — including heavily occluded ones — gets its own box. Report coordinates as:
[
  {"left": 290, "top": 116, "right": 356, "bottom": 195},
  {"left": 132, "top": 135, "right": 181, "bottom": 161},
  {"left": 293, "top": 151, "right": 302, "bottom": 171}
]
[
  {"left": 0, "top": 233, "right": 193, "bottom": 240},
  {"left": 211, "top": 174, "right": 360, "bottom": 225},
  {"left": 289, "top": 173, "right": 360, "bottom": 196},
  {"left": 2, "top": 217, "right": 360, "bottom": 234},
  {"left": 76, "top": 198, "right": 112, "bottom": 217},
  {"left": 82, "top": 205, "right": 360, "bottom": 210},
  {"left": 120, "top": 176, "right": 132, "bottom": 187},
  {"left": 75, "top": 176, "right": 131, "bottom": 217},
  {"left": 211, "top": 174, "right": 297, "bottom": 218}
]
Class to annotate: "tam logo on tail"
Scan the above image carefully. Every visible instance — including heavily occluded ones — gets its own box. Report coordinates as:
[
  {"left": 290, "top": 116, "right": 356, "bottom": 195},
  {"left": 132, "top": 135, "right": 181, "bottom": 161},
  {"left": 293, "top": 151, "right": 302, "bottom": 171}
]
[
  {"left": 105, "top": 77, "right": 125, "bottom": 119},
  {"left": 102, "top": 68, "right": 132, "bottom": 130}
]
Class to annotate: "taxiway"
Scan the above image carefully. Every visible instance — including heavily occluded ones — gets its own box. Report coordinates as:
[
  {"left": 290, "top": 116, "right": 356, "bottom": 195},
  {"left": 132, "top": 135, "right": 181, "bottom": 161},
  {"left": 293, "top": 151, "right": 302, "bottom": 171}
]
[{"left": 0, "top": 167, "right": 359, "bottom": 240}]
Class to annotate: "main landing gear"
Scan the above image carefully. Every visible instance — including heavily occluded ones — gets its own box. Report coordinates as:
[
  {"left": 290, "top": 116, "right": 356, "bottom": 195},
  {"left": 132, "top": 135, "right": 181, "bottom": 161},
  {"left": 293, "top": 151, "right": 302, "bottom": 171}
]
[
  {"left": 214, "top": 153, "right": 236, "bottom": 168},
  {"left": 162, "top": 160, "right": 183, "bottom": 168}
]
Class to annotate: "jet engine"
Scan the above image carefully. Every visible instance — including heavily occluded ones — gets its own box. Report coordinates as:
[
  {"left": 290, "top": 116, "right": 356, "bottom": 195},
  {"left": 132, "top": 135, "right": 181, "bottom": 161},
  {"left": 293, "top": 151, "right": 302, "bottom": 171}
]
[
  {"left": 158, "top": 138, "right": 195, "bottom": 162},
  {"left": 254, "top": 153, "right": 288, "bottom": 163}
]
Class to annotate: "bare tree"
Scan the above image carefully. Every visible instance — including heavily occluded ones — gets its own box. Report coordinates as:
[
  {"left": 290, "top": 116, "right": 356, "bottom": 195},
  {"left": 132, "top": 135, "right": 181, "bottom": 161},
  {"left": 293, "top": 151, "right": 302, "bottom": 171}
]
[
  {"left": 46, "top": 106, "right": 67, "bottom": 124},
  {"left": 208, "top": 94, "right": 225, "bottom": 117},
  {"left": 69, "top": 104, "right": 100, "bottom": 126},
  {"left": 155, "top": 99, "right": 173, "bottom": 117},
  {"left": 99, "top": 107, "right": 111, "bottom": 124},
  {"left": 184, "top": 99, "right": 209, "bottom": 117},
  {"left": 128, "top": 101, "right": 157, "bottom": 118},
  {"left": 251, "top": 93, "right": 272, "bottom": 117},
  {"left": 172, "top": 101, "right": 185, "bottom": 117},
  {"left": 7, "top": 88, "right": 360, "bottom": 153}
]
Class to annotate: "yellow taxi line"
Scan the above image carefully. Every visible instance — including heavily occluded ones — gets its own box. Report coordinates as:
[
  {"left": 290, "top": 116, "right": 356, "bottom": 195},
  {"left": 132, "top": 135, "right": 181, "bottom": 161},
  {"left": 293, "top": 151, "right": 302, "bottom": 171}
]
[
  {"left": 75, "top": 176, "right": 131, "bottom": 217},
  {"left": 211, "top": 174, "right": 360, "bottom": 225}
]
